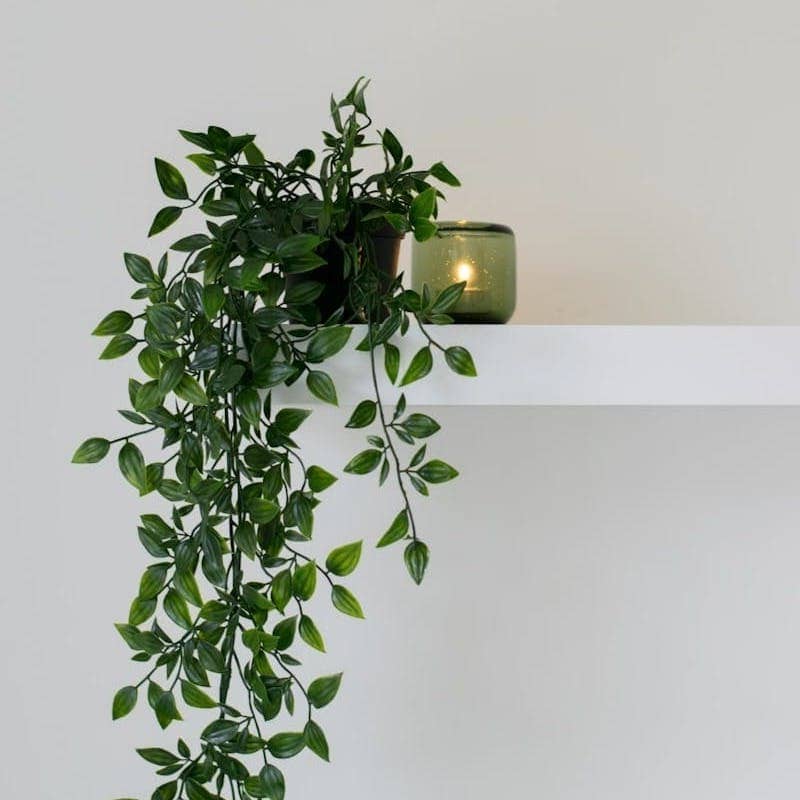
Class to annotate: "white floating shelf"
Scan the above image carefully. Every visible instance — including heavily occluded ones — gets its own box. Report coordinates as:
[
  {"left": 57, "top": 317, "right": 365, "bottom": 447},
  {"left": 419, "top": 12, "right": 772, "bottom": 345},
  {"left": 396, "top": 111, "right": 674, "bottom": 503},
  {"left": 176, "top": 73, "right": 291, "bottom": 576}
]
[{"left": 273, "top": 325, "right": 800, "bottom": 407}]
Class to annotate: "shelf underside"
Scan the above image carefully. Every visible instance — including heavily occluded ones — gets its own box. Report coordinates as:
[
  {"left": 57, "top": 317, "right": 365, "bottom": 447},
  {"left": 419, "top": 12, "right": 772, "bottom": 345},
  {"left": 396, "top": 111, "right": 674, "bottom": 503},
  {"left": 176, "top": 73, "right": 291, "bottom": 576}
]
[{"left": 272, "top": 326, "right": 800, "bottom": 407}]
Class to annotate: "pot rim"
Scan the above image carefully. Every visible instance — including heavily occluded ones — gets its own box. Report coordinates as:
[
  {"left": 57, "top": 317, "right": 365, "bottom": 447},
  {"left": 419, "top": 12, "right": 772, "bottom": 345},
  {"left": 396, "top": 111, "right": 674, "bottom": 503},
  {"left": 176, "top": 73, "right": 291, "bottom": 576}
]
[{"left": 435, "top": 220, "right": 514, "bottom": 235}]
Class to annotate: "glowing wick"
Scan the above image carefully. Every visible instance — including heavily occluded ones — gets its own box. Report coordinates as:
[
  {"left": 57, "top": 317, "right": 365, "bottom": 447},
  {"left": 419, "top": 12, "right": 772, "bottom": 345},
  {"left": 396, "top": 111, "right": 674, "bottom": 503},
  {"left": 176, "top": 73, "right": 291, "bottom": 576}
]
[{"left": 455, "top": 261, "right": 474, "bottom": 285}]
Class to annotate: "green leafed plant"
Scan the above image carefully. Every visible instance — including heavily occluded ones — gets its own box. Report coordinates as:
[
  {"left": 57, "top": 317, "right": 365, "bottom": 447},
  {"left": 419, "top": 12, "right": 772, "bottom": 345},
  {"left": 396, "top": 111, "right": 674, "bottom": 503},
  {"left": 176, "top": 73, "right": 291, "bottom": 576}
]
[{"left": 73, "top": 78, "right": 475, "bottom": 800}]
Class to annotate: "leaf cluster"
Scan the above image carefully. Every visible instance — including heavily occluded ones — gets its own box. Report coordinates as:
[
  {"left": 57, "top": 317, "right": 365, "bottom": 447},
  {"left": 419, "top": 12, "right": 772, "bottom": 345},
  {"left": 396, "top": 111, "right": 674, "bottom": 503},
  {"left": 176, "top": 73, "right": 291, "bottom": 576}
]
[{"left": 74, "top": 79, "right": 475, "bottom": 800}]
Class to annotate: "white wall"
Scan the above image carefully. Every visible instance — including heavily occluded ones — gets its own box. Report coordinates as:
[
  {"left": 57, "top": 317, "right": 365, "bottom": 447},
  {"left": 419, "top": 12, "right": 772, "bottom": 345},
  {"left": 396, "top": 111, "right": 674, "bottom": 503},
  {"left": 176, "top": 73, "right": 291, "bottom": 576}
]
[
  {"left": 3, "top": 0, "right": 800, "bottom": 323},
  {"left": 5, "top": 407, "right": 800, "bottom": 799}
]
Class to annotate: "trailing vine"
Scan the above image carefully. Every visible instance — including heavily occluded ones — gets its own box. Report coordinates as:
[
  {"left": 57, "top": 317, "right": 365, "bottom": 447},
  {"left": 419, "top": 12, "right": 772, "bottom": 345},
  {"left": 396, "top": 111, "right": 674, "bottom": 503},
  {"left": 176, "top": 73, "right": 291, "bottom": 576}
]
[{"left": 73, "top": 79, "right": 476, "bottom": 800}]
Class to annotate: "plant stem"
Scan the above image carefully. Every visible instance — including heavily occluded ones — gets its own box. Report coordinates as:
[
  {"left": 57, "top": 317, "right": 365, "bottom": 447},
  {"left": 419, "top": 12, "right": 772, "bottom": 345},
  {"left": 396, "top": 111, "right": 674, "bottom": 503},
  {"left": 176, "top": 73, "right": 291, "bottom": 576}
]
[{"left": 366, "top": 304, "right": 418, "bottom": 541}]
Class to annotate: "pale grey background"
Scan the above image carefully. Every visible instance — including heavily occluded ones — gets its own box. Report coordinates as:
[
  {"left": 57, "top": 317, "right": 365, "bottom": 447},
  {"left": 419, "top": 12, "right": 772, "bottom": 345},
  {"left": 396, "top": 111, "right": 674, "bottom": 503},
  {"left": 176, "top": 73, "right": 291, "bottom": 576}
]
[
  {"left": 5, "top": 407, "right": 800, "bottom": 799},
  {"left": 3, "top": 0, "right": 800, "bottom": 323},
  {"left": 3, "top": 0, "right": 800, "bottom": 798}
]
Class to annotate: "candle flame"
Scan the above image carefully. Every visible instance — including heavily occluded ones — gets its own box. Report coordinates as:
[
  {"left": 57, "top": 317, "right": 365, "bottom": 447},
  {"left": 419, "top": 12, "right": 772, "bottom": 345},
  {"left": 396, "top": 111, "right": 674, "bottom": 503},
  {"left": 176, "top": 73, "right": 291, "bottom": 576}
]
[{"left": 455, "top": 261, "right": 474, "bottom": 284}]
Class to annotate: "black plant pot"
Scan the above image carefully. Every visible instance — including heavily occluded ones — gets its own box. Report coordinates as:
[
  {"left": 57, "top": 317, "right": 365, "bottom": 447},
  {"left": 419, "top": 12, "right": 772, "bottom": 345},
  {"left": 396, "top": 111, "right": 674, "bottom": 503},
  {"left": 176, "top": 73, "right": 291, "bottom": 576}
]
[{"left": 286, "top": 225, "right": 404, "bottom": 321}]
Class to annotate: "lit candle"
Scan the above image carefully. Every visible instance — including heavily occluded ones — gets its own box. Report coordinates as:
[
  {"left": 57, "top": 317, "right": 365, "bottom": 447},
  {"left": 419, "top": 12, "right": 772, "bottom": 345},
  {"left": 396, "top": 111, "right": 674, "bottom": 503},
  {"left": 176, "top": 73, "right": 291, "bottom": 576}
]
[
  {"left": 455, "top": 261, "right": 475, "bottom": 285},
  {"left": 411, "top": 222, "right": 516, "bottom": 323}
]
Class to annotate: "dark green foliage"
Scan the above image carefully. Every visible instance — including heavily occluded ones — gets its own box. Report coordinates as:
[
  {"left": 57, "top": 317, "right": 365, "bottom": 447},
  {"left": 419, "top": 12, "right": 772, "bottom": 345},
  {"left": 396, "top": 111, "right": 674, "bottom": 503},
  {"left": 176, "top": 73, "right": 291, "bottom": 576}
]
[
  {"left": 404, "top": 540, "right": 430, "bottom": 585},
  {"left": 112, "top": 686, "right": 138, "bottom": 720},
  {"left": 444, "top": 345, "right": 478, "bottom": 377},
  {"left": 73, "top": 78, "right": 476, "bottom": 800},
  {"left": 72, "top": 437, "right": 110, "bottom": 464}
]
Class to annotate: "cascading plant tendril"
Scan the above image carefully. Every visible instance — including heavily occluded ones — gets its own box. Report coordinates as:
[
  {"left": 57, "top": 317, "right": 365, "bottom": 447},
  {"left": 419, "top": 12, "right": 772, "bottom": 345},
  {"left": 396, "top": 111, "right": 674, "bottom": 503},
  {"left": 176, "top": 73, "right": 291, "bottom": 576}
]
[{"left": 73, "top": 78, "right": 476, "bottom": 800}]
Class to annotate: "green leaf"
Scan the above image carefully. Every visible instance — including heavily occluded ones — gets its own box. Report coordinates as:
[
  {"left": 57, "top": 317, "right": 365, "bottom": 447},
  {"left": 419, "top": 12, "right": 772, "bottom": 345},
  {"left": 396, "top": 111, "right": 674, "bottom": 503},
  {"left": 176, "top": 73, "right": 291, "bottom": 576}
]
[
  {"left": 145, "top": 462, "right": 163, "bottom": 493},
  {"left": 244, "top": 141, "right": 265, "bottom": 165},
  {"left": 72, "top": 437, "right": 110, "bottom": 464},
  {"left": 331, "top": 585, "right": 364, "bottom": 618},
  {"left": 137, "top": 747, "right": 179, "bottom": 766},
  {"left": 154, "top": 158, "right": 189, "bottom": 200},
  {"left": 276, "top": 233, "right": 322, "bottom": 258},
  {"left": 384, "top": 343, "right": 400, "bottom": 384},
  {"left": 410, "top": 187, "right": 436, "bottom": 221},
  {"left": 200, "top": 198, "right": 239, "bottom": 217},
  {"left": 242, "top": 628, "right": 280, "bottom": 653},
  {"left": 148, "top": 206, "right": 182, "bottom": 237},
  {"left": 158, "top": 358, "right": 185, "bottom": 395},
  {"left": 273, "top": 616, "right": 297, "bottom": 650},
  {"left": 118, "top": 442, "right": 146, "bottom": 491},
  {"left": 199, "top": 601, "right": 229, "bottom": 626},
  {"left": 404, "top": 540, "right": 429, "bottom": 585},
  {"left": 343, "top": 449, "right": 382, "bottom": 475},
  {"left": 179, "top": 129, "right": 211, "bottom": 148},
  {"left": 154, "top": 690, "right": 181, "bottom": 729},
  {"left": 417, "top": 459, "right": 459, "bottom": 483},
  {"left": 431, "top": 282, "right": 466, "bottom": 314},
  {"left": 403, "top": 413, "right": 440, "bottom": 438},
  {"left": 255, "top": 361, "right": 298, "bottom": 388},
  {"left": 259, "top": 765, "right": 285, "bottom": 800},
  {"left": 399, "top": 347, "right": 433, "bottom": 386},
  {"left": 293, "top": 561, "right": 317, "bottom": 601},
  {"left": 211, "top": 360, "right": 246, "bottom": 394},
  {"left": 267, "top": 732, "right": 305, "bottom": 759},
  {"left": 124, "top": 252, "right": 154, "bottom": 283},
  {"left": 133, "top": 380, "right": 162, "bottom": 412},
  {"left": 274, "top": 407, "right": 312, "bottom": 434},
  {"left": 237, "top": 387, "right": 261, "bottom": 427},
  {"left": 139, "top": 346, "right": 161, "bottom": 378},
  {"left": 284, "top": 279, "right": 324, "bottom": 305},
  {"left": 93, "top": 310, "right": 133, "bottom": 336},
  {"left": 139, "top": 563, "right": 168, "bottom": 599},
  {"left": 185, "top": 780, "right": 216, "bottom": 800},
  {"left": 244, "top": 444, "right": 274, "bottom": 470},
  {"left": 119, "top": 409, "right": 148, "bottom": 426},
  {"left": 175, "top": 374, "right": 208, "bottom": 406},
  {"left": 304, "top": 719, "right": 330, "bottom": 761},
  {"left": 146, "top": 303, "right": 181, "bottom": 338},
  {"left": 290, "top": 492, "right": 314, "bottom": 538},
  {"left": 413, "top": 219, "right": 437, "bottom": 241},
  {"left": 152, "top": 780, "right": 179, "bottom": 800},
  {"left": 164, "top": 589, "right": 193, "bottom": 630},
  {"left": 173, "top": 569, "right": 203, "bottom": 606},
  {"left": 306, "top": 326, "right": 352, "bottom": 363},
  {"left": 171, "top": 233, "right": 212, "bottom": 252},
  {"left": 112, "top": 685, "right": 137, "bottom": 720},
  {"left": 180, "top": 680, "right": 217, "bottom": 709},
  {"left": 306, "top": 370, "right": 337, "bottom": 405},
  {"left": 382, "top": 128, "right": 403, "bottom": 162},
  {"left": 298, "top": 615, "right": 325, "bottom": 652},
  {"left": 307, "top": 673, "right": 342, "bottom": 709},
  {"left": 114, "top": 622, "right": 142, "bottom": 650},
  {"left": 377, "top": 509, "right": 409, "bottom": 548},
  {"left": 282, "top": 252, "right": 327, "bottom": 274},
  {"left": 270, "top": 569, "right": 292, "bottom": 612},
  {"left": 410, "top": 473, "right": 429, "bottom": 495},
  {"left": 307, "top": 465, "right": 337, "bottom": 493},
  {"left": 429, "top": 161, "right": 461, "bottom": 186},
  {"left": 100, "top": 334, "right": 137, "bottom": 360},
  {"left": 345, "top": 400, "right": 376, "bottom": 429},
  {"left": 187, "top": 153, "right": 217, "bottom": 175},
  {"left": 444, "top": 346, "right": 477, "bottom": 377},
  {"left": 409, "top": 444, "right": 427, "bottom": 468},
  {"left": 202, "top": 284, "right": 225, "bottom": 319},
  {"left": 234, "top": 521, "right": 258, "bottom": 560},
  {"left": 201, "top": 719, "right": 240, "bottom": 745},
  {"left": 325, "top": 541, "right": 362, "bottom": 576},
  {"left": 248, "top": 497, "right": 280, "bottom": 525},
  {"left": 128, "top": 595, "right": 156, "bottom": 625}
]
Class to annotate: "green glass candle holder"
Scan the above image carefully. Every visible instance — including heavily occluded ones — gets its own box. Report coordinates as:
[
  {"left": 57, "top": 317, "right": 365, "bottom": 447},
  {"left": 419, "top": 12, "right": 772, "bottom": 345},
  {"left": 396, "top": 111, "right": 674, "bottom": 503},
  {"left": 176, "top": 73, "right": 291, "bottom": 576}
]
[{"left": 411, "top": 221, "right": 516, "bottom": 323}]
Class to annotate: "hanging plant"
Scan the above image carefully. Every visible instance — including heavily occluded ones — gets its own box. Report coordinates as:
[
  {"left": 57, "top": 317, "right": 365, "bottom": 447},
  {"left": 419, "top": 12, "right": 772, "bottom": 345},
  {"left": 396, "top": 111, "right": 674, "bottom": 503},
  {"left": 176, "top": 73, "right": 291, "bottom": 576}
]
[{"left": 73, "top": 78, "right": 476, "bottom": 800}]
